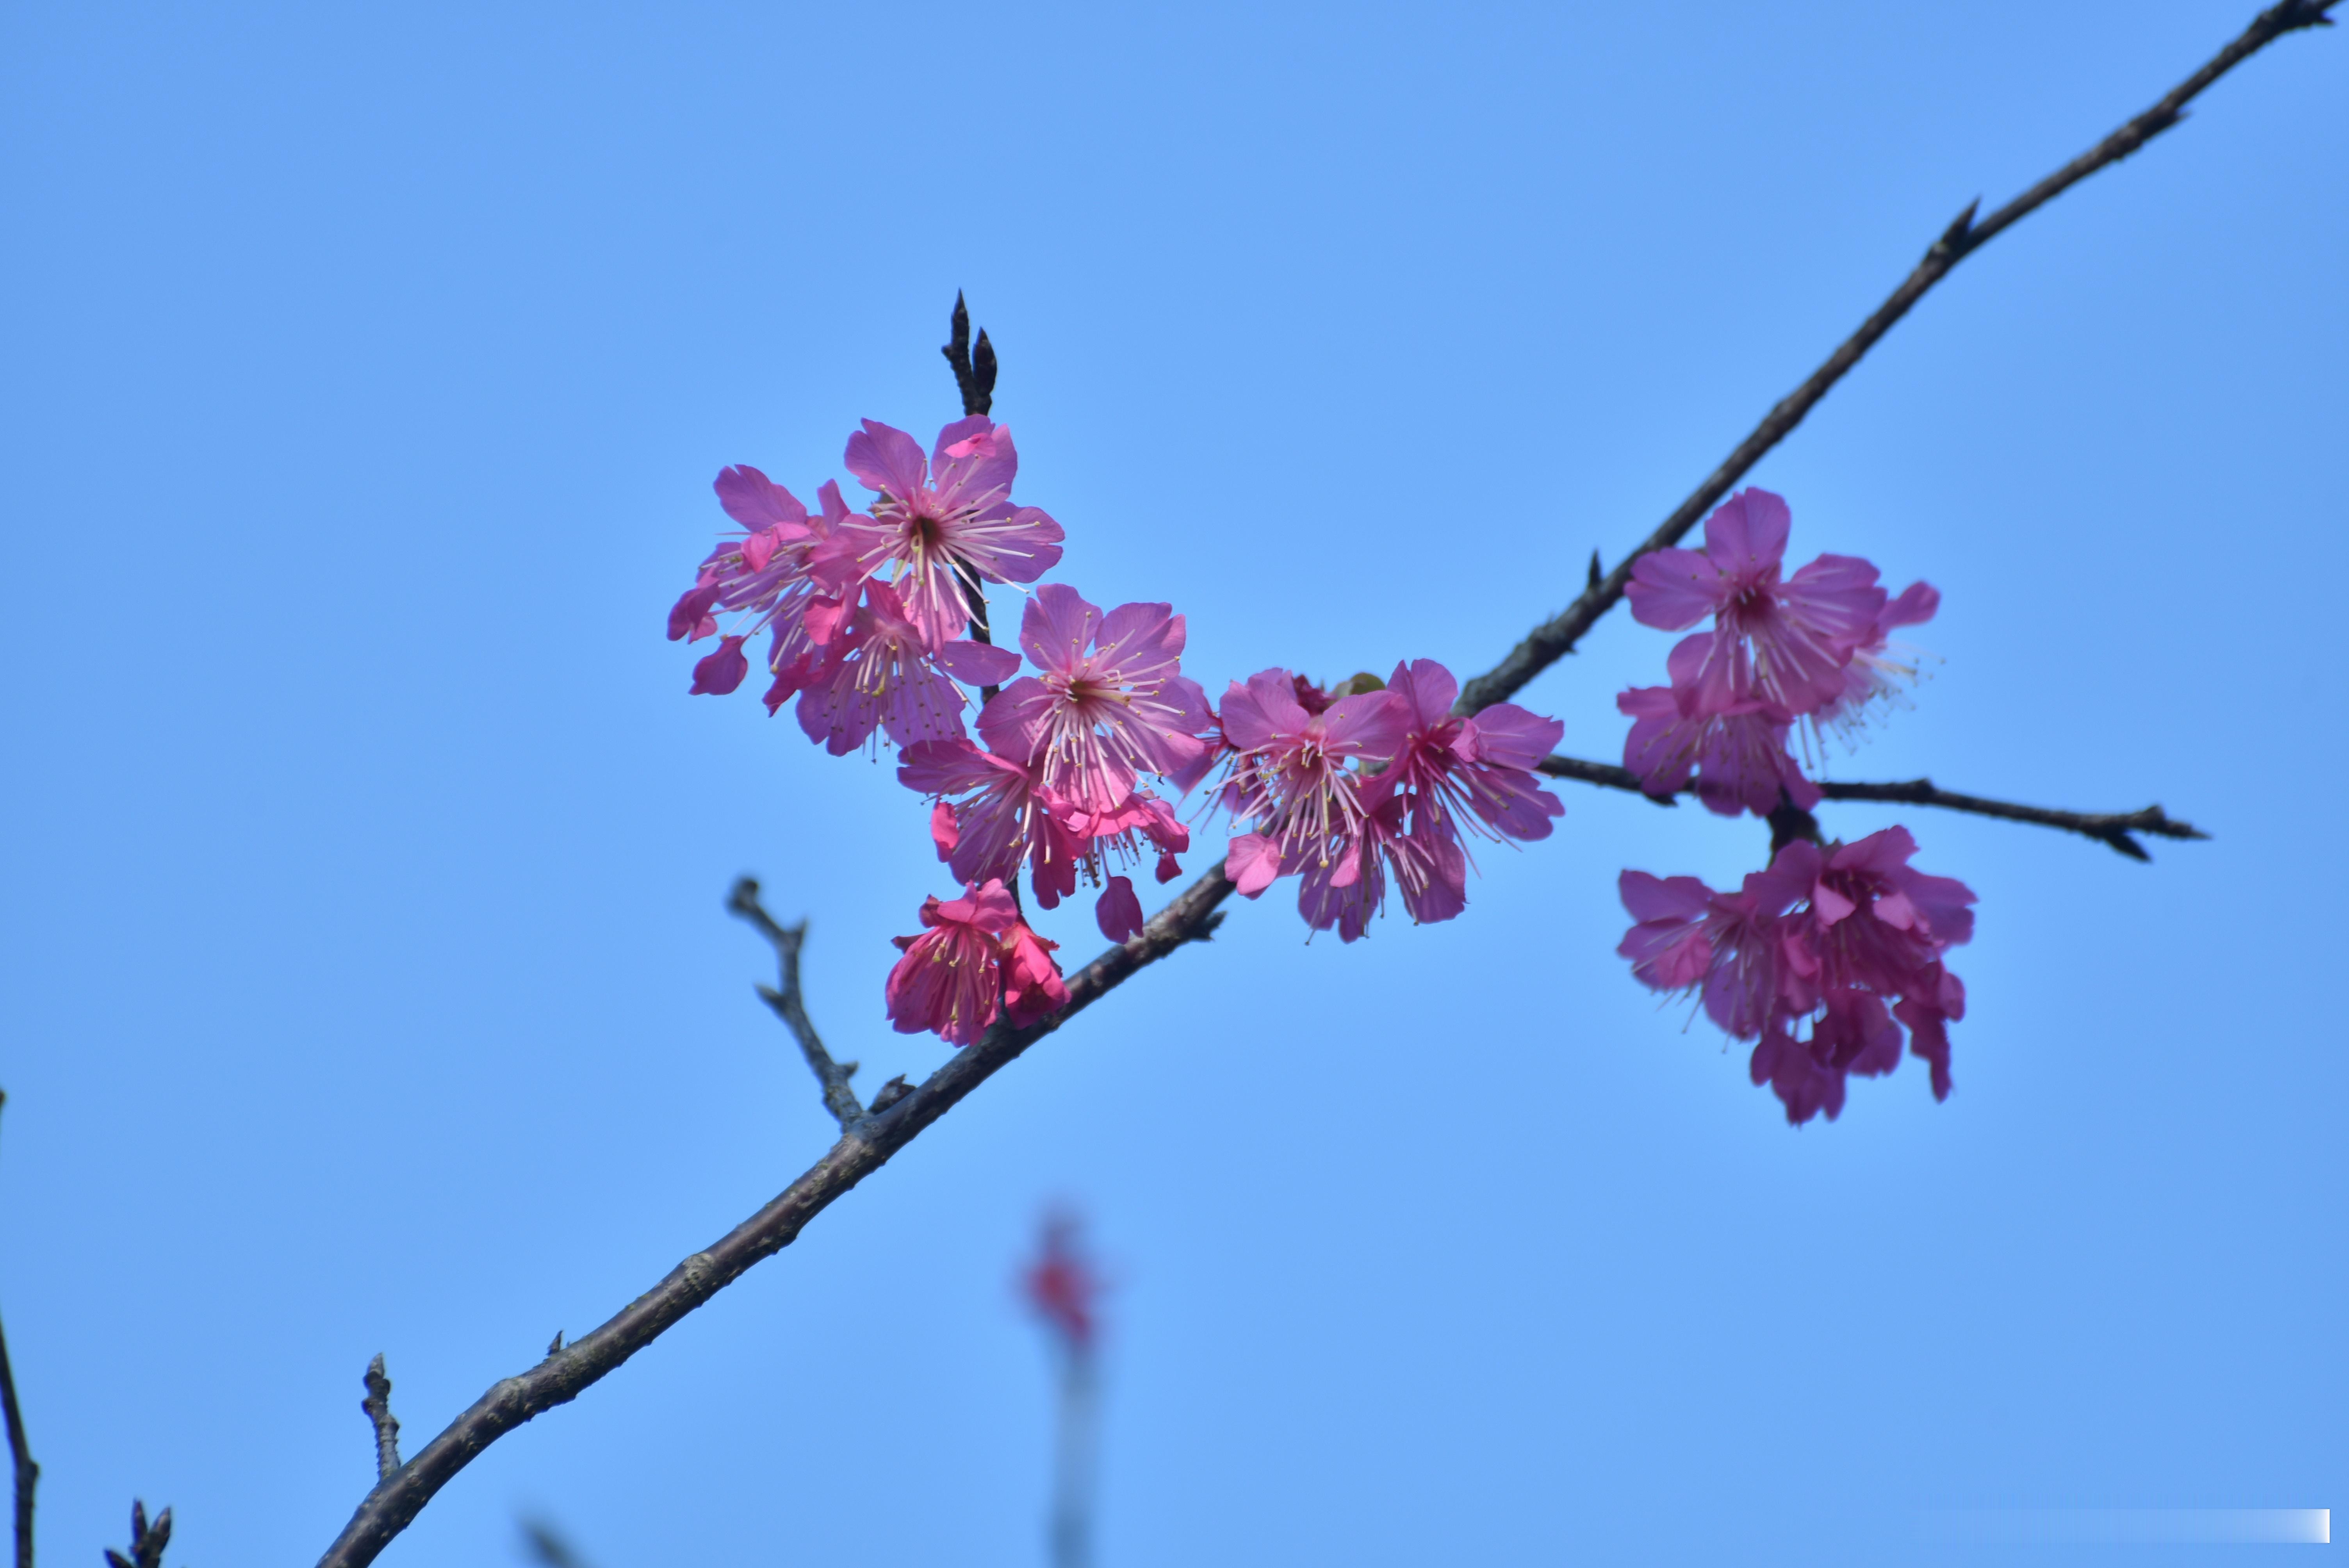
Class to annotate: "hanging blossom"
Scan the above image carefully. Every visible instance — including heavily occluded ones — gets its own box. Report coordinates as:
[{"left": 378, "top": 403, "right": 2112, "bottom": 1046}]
[
  {"left": 1616, "top": 827, "right": 1975, "bottom": 1125},
  {"left": 838, "top": 417, "right": 1066, "bottom": 651},
  {"left": 980, "top": 584, "right": 1215, "bottom": 813},
  {"left": 1024, "top": 1210, "right": 1103, "bottom": 1355},
  {"left": 669, "top": 467, "right": 857, "bottom": 697},
  {"left": 1625, "top": 488, "right": 1888, "bottom": 716},
  {"left": 1299, "top": 660, "right": 1566, "bottom": 941},
  {"left": 1809, "top": 580, "right": 1941, "bottom": 750},
  {"left": 884, "top": 879, "right": 1069, "bottom": 1046}
]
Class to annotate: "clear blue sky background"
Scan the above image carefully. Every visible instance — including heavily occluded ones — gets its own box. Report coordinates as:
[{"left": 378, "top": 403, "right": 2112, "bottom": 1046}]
[{"left": 3, "top": 3, "right": 2342, "bottom": 1564}]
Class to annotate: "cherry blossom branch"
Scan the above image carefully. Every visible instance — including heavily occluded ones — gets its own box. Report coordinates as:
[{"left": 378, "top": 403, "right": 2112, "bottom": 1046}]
[
  {"left": 359, "top": 1356, "right": 401, "bottom": 1481},
  {"left": 313, "top": 866, "right": 1231, "bottom": 1568},
  {"left": 310, "top": 12, "right": 2326, "bottom": 1559},
  {"left": 1454, "top": 0, "right": 2338, "bottom": 717},
  {"left": 725, "top": 878, "right": 866, "bottom": 1131},
  {"left": 1533, "top": 754, "right": 2208, "bottom": 860},
  {"left": 0, "top": 1093, "right": 36, "bottom": 1568}
]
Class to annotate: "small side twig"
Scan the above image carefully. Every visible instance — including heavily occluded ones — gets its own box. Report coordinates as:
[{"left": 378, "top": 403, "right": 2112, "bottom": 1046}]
[
  {"left": 0, "top": 1092, "right": 36, "bottom": 1568},
  {"left": 102, "top": 1502, "right": 168, "bottom": 1568},
  {"left": 1813, "top": 777, "right": 2208, "bottom": 862},
  {"left": 940, "top": 291, "right": 998, "bottom": 417},
  {"left": 519, "top": 1517, "right": 596, "bottom": 1568},
  {"left": 725, "top": 879, "right": 866, "bottom": 1130},
  {"left": 1533, "top": 754, "right": 2209, "bottom": 860},
  {"left": 360, "top": 1356, "right": 401, "bottom": 1480}
]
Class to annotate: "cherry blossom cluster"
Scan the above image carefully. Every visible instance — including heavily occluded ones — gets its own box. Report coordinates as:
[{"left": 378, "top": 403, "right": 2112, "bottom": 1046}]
[
  {"left": 672, "top": 417, "right": 1566, "bottom": 1053},
  {"left": 1611, "top": 489, "right": 1975, "bottom": 1123}
]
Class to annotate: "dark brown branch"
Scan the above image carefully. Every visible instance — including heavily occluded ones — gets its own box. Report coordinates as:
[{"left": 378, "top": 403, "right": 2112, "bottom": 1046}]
[
  {"left": 1533, "top": 754, "right": 2210, "bottom": 860},
  {"left": 940, "top": 291, "right": 997, "bottom": 417},
  {"left": 1453, "top": 0, "right": 2337, "bottom": 718},
  {"left": 724, "top": 879, "right": 865, "bottom": 1131},
  {"left": 360, "top": 1356, "right": 401, "bottom": 1480},
  {"left": 0, "top": 1093, "right": 35, "bottom": 1568},
  {"left": 310, "top": 14, "right": 2327, "bottom": 1559},
  {"left": 314, "top": 867, "right": 1233, "bottom": 1568},
  {"left": 1813, "top": 778, "right": 2208, "bottom": 862},
  {"left": 102, "top": 1503, "right": 168, "bottom": 1568}
]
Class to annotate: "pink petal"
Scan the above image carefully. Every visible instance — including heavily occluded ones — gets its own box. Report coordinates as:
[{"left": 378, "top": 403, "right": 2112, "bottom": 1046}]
[
  {"left": 938, "top": 639, "right": 1023, "bottom": 688},
  {"left": 843, "top": 419, "right": 930, "bottom": 499},
  {"left": 1095, "top": 875, "right": 1145, "bottom": 942}
]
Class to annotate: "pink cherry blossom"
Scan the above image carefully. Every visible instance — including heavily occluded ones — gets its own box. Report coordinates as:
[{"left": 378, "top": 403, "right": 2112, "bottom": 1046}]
[
  {"left": 1810, "top": 580, "right": 1941, "bottom": 748},
  {"left": 1023, "top": 1212, "right": 1102, "bottom": 1352},
  {"left": 671, "top": 468, "right": 859, "bottom": 699},
  {"left": 885, "top": 880, "right": 1023, "bottom": 1046},
  {"left": 1620, "top": 827, "right": 1976, "bottom": 1124},
  {"left": 1625, "top": 488, "right": 1887, "bottom": 716},
  {"left": 999, "top": 918, "right": 1069, "bottom": 1028},
  {"left": 795, "top": 581, "right": 1019, "bottom": 757},
  {"left": 979, "top": 584, "right": 1214, "bottom": 814},
  {"left": 1373, "top": 659, "right": 1565, "bottom": 846},
  {"left": 838, "top": 417, "right": 1066, "bottom": 651},
  {"left": 1618, "top": 678, "right": 1820, "bottom": 818},
  {"left": 1212, "top": 669, "right": 1408, "bottom": 898},
  {"left": 898, "top": 739, "right": 1185, "bottom": 911}
]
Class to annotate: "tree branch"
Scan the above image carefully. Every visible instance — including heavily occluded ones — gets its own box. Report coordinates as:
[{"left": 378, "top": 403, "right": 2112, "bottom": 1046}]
[
  {"left": 310, "top": 10, "right": 2322, "bottom": 1560},
  {"left": 359, "top": 1356, "right": 401, "bottom": 1481},
  {"left": 725, "top": 879, "right": 866, "bottom": 1131},
  {"left": 0, "top": 1093, "right": 35, "bottom": 1568},
  {"left": 314, "top": 867, "right": 1232, "bottom": 1568},
  {"left": 1454, "top": 0, "right": 2337, "bottom": 717},
  {"left": 1533, "top": 754, "right": 2209, "bottom": 860}
]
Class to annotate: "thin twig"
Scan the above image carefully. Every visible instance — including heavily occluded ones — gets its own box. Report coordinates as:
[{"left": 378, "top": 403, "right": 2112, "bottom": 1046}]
[
  {"left": 314, "top": 868, "right": 1233, "bottom": 1568},
  {"left": 940, "top": 291, "right": 997, "bottom": 418},
  {"left": 309, "top": 13, "right": 2324, "bottom": 1561},
  {"left": 725, "top": 879, "right": 866, "bottom": 1131},
  {"left": 360, "top": 1356, "right": 401, "bottom": 1480},
  {"left": 1454, "top": 0, "right": 2338, "bottom": 717},
  {"left": 0, "top": 1093, "right": 35, "bottom": 1568},
  {"left": 1814, "top": 778, "right": 2207, "bottom": 861},
  {"left": 519, "top": 1517, "right": 597, "bottom": 1568},
  {"left": 1533, "top": 754, "right": 2208, "bottom": 860}
]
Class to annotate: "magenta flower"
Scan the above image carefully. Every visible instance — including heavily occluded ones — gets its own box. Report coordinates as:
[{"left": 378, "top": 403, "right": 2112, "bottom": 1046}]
[
  {"left": 1212, "top": 669, "right": 1409, "bottom": 897},
  {"left": 1617, "top": 843, "right": 1820, "bottom": 1040},
  {"left": 899, "top": 738, "right": 1069, "bottom": 894},
  {"left": 1811, "top": 580, "right": 1941, "bottom": 747},
  {"left": 979, "top": 584, "right": 1214, "bottom": 813},
  {"left": 999, "top": 918, "right": 1069, "bottom": 1028},
  {"left": 1373, "top": 659, "right": 1565, "bottom": 845},
  {"left": 886, "top": 880, "right": 1024, "bottom": 1046},
  {"left": 670, "top": 467, "right": 857, "bottom": 698},
  {"left": 1625, "top": 488, "right": 1887, "bottom": 716},
  {"left": 1618, "top": 676, "right": 1820, "bottom": 818},
  {"left": 1620, "top": 827, "right": 1976, "bottom": 1125},
  {"left": 838, "top": 417, "right": 1065, "bottom": 651},
  {"left": 795, "top": 581, "right": 1020, "bottom": 757}
]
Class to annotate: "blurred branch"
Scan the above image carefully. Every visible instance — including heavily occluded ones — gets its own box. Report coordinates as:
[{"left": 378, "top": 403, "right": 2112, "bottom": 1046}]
[
  {"left": 519, "top": 1517, "right": 596, "bottom": 1568},
  {"left": 102, "top": 1503, "right": 168, "bottom": 1568},
  {"left": 1454, "top": 0, "right": 2338, "bottom": 716},
  {"left": 360, "top": 1356, "right": 401, "bottom": 1480},
  {"left": 725, "top": 879, "right": 866, "bottom": 1131},
  {"left": 0, "top": 1093, "right": 35, "bottom": 1568},
  {"left": 309, "top": 10, "right": 2327, "bottom": 1562},
  {"left": 1533, "top": 754, "right": 2209, "bottom": 860}
]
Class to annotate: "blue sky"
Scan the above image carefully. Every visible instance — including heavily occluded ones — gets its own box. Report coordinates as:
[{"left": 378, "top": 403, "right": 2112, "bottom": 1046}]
[{"left": 2, "top": 2, "right": 2342, "bottom": 1565}]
